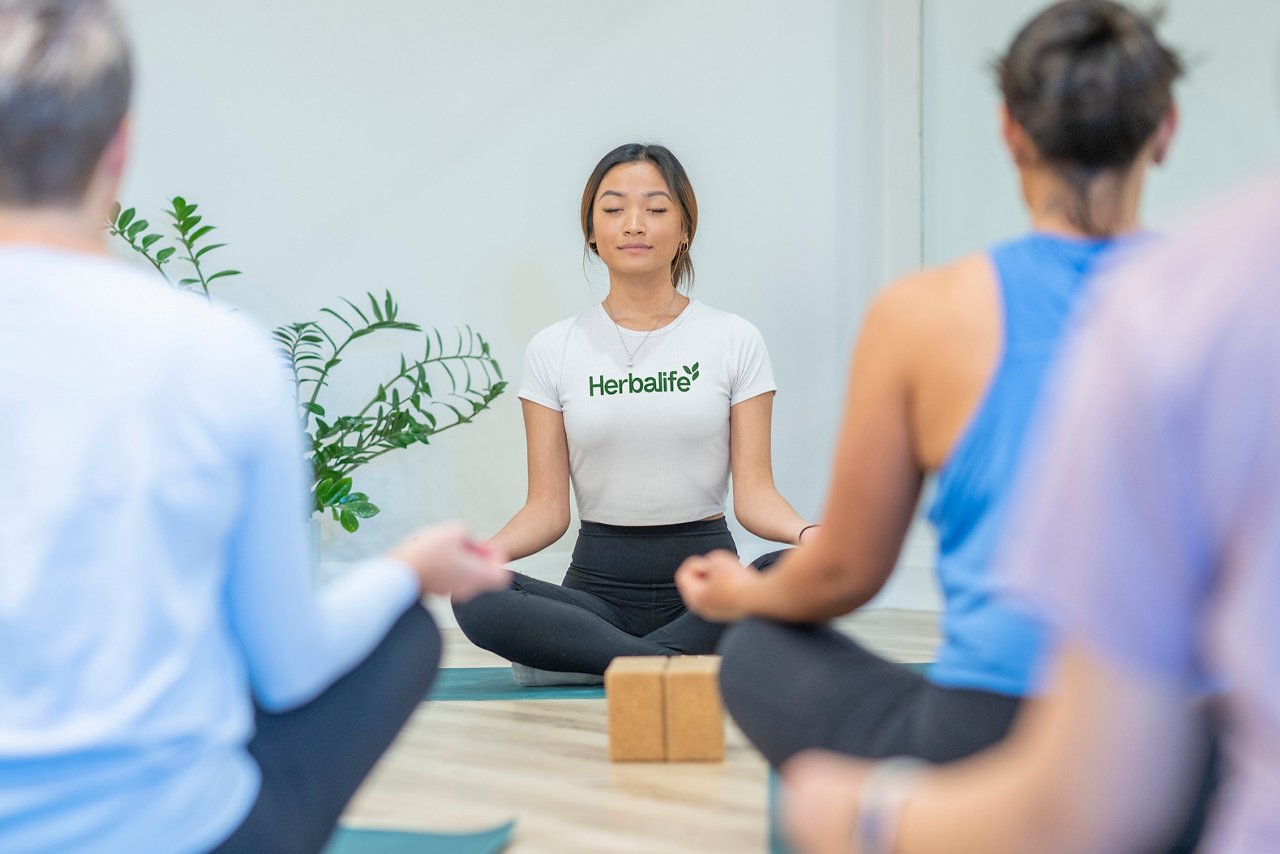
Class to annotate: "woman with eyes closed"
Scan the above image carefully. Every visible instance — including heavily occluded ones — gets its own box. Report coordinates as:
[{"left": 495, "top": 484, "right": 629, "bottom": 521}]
[{"left": 451, "top": 142, "right": 813, "bottom": 686}]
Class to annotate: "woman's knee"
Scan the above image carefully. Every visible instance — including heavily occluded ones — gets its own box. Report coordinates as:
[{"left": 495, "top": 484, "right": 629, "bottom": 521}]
[
  {"left": 390, "top": 602, "right": 442, "bottom": 686},
  {"left": 450, "top": 587, "right": 515, "bottom": 649},
  {"left": 719, "top": 614, "right": 787, "bottom": 654},
  {"left": 749, "top": 549, "right": 790, "bottom": 572},
  {"left": 717, "top": 617, "right": 788, "bottom": 696}
]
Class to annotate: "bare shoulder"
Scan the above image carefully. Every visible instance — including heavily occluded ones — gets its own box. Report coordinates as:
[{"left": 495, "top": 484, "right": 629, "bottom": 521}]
[{"left": 865, "top": 252, "right": 996, "bottom": 341}]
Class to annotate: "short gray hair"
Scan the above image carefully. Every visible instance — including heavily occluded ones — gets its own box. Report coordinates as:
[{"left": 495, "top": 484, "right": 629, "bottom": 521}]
[{"left": 0, "top": 0, "right": 131, "bottom": 206}]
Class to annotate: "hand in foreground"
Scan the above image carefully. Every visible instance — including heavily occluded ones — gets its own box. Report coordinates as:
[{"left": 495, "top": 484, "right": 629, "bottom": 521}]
[
  {"left": 674, "top": 549, "right": 757, "bottom": 622},
  {"left": 782, "top": 750, "right": 875, "bottom": 854},
  {"left": 387, "top": 521, "right": 511, "bottom": 602}
]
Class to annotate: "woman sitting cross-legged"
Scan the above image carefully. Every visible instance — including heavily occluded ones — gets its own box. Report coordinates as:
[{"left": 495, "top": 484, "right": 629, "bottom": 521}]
[
  {"left": 452, "top": 143, "right": 812, "bottom": 686},
  {"left": 678, "top": 0, "right": 1189, "bottom": 778}
]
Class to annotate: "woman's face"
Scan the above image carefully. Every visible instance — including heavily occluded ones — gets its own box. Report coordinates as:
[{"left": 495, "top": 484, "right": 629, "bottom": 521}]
[{"left": 590, "top": 161, "right": 688, "bottom": 282}]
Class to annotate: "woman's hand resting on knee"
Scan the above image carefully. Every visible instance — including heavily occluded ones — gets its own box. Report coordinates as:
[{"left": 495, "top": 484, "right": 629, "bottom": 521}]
[{"left": 387, "top": 522, "right": 511, "bottom": 602}]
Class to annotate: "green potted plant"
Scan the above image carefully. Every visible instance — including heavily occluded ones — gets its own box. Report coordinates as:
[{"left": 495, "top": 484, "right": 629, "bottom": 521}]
[{"left": 109, "top": 196, "right": 505, "bottom": 532}]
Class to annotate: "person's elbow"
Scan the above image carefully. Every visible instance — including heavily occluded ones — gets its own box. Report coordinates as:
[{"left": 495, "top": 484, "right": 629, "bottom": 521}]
[
  {"left": 730, "top": 482, "right": 774, "bottom": 532},
  {"left": 535, "top": 504, "right": 572, "bottom": 554},
  {"left": 543, "top": 502, "right": 570, "bottom": 542},
  {"left": 807, "top": 549, "right": 885, "bottom": 615},
  {"left": 519, "top": 496, "right": 570, "bottom": 542},
  {"left": 253, "top": 673, "right": 322, "bottom": 714}
]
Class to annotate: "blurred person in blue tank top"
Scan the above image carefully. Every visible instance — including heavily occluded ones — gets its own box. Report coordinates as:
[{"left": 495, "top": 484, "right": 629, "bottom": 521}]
[{"left": 677, "top": 6, "right": 1212, "bottom": 848}]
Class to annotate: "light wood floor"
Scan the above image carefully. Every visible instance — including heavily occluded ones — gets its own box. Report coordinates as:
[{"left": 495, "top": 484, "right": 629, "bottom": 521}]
[{"left": 342, "top": 609, "right": 940, "bottom": 853}]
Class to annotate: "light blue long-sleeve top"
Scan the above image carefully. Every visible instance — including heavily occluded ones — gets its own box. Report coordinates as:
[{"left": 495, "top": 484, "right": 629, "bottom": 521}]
[{"left": 0, "top": 247, "right": 419, "bottom": 853}]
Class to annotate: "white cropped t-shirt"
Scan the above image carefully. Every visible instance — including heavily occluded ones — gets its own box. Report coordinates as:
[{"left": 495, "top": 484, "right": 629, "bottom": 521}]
[{"left": 518, "top": 300, "right": 776, "bottom": 526}]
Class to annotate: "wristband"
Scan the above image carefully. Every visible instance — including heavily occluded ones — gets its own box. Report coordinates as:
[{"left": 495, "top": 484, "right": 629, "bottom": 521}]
[{"left": 854, "top": 757, "right": 927, "bottom": 854}]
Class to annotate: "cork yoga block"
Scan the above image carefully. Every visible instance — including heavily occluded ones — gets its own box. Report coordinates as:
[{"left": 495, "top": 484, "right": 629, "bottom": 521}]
[
  {"left": 605, "top": 657, "right": 667, "bottom": 761},
  {"left": 604, "top": 655, "right": 726, "bottom": 762},
  {"left": 664, "top": 656, "right": 725, "bottom": 762}
]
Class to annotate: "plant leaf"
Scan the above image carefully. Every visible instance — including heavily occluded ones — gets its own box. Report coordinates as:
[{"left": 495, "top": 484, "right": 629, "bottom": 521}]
[
  {"left": 194, "top": 242, "right": 227, "bottom": 260},
  {"left": 319, "top": 307, "right": 354, "bottom": 331},
  {"left": 340, "top": 297, "right": 370, "bottom": 325},
  {"left": 349, "top": 500, "right": 380, "bottom": 519}
]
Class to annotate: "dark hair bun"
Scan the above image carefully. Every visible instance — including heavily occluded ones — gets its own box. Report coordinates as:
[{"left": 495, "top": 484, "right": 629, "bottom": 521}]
[{"left": 999, "top": 0, "right": 1183, "bottom": 169}]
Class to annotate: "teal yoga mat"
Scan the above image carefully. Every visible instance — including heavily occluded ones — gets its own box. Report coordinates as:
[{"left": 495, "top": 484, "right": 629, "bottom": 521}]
[
  {"left": 430, "top": 662, "right": 927, "bottom": 702},
  {"left": 325, "top": 821, "right": 515, "bottom": 854},
  {"left": 768, "top": 771, "right": 787, "bottom": 854},
  {"left": 428, "top": 667, "right": 604, "bottom": 701}
]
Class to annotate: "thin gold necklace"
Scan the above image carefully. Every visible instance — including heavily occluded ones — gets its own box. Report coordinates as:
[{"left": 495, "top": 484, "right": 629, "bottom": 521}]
[{"left": 604, "top": 289, "right": 679, "bottom": 369}]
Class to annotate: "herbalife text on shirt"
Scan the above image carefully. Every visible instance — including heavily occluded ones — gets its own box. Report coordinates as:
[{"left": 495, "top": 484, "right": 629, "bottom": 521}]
[{"left": 588, "top": 363, "right": 700, "bottom": 396}]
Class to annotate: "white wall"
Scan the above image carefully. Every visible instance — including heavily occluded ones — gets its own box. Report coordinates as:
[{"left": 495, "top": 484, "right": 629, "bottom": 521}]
[
  {"left": 877, "top": 0, "right": 1280, "bottom": 612},
  {"left": 117, "top": 1, "right": 927, "bottom": 612},
  {"left": 114, "top": 1, "right": 1280, "bottom": 619},
  {"left": 922, "top": 0, "right": 1280, "bottom": 264}
]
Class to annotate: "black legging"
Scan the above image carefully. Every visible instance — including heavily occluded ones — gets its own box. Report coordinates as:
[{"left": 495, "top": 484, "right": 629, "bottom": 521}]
[
  {"left": 453, "top": 518, "right": 751, "bottom": 675},
  {"left": 719, "top": 616, "right": 1220, "bottom": 854},
  {"left": 720, "top": 617, "right": 1021, "bottom": 768},
  {"left": 212, "top": 603, "right": 441, "bottom": 854}
]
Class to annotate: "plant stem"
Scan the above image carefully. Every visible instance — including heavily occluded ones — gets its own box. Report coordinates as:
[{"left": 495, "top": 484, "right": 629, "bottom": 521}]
[
  {"left": 113, "top": 231, "right": 173, "bottom": 285},
  {"left": 333, "top": 417, "right": 475, "bottom": 476},
  {"left": 306, "top": 334, "right": 362, "bottom": 412},
  {"left": 351, "top": 353, "right": 495, "bottom": 421},
  {"left": 179, "top": 234, "right": 211, "bottom": 298}
]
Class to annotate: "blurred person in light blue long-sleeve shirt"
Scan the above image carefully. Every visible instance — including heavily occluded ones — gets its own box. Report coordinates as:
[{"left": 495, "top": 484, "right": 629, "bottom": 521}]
[{"left": 0, "top": 3, "right": 509, "bottom": 852}]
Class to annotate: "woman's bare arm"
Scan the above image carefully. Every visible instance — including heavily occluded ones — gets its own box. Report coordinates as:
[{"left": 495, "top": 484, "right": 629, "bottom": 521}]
[
  {"left": 486, "top": 400, "right": 572, "bottom": 561},
  {"left": 728, "top": 392, "right": 813, "bottom": 545}
]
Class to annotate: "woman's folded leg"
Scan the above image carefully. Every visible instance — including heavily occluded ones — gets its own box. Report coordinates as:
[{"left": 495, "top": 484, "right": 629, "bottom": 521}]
[
  {"left": 452, "top": 571, "right": 675, "bottom": 674},
  {"left": 717, "top": 617, "right": 930, "bottom": 768}
]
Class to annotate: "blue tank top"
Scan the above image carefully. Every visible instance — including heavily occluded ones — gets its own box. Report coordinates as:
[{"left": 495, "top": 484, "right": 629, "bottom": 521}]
[{"left": 927, "top": 233, "right": 1120, "bottom": 696}]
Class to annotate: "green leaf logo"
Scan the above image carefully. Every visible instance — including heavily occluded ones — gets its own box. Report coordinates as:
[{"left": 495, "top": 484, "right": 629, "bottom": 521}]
[{"left": 683, "top": 361, "right": 700, "bottom": 381}]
